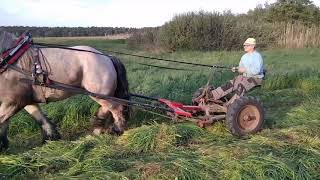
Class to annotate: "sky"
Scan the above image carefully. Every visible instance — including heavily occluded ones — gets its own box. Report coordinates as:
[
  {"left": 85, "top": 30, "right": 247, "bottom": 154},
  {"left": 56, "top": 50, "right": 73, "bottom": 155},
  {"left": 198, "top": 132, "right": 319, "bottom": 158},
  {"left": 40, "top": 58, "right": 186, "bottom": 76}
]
[{"left": 1, "top": 0, "right": 320, "bottom": 28}]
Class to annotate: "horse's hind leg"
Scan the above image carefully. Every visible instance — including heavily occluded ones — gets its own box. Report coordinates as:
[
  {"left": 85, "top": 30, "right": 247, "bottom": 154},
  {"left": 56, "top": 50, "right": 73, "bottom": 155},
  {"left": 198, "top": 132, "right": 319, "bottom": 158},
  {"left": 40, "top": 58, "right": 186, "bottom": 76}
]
[
  {"left": 24, "top": 104, "right": 61, "bottom": 142},
  {"left": 0, "top": 102, "right": 21, "bottom": 151},
  {"left": 90, "top": 97, "right": 125, "bottom": 135}
]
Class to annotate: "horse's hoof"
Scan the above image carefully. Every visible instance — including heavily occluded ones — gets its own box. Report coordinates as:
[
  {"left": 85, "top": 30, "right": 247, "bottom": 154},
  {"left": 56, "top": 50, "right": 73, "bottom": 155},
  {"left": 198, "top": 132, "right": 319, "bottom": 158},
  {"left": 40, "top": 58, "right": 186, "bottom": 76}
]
[
  {"left": 0, "top": 138, "right": 9, "bottom": 152},
  {"left": 43, "top": 130, "right": 61, "bottom": 142},
  {"left": 111, "top": 127, "right": 124, "bottom": 136},
  {"left": 51, "top": 132, "right": 61, "bottom": 140}
]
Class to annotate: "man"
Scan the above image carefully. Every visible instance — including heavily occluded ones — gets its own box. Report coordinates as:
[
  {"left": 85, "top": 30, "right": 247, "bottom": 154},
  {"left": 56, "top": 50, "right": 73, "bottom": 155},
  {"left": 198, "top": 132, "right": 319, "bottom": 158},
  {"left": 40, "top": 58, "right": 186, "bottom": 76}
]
[
  {"left": 233, "top": 38, "right": 264, "bottom": 78},
  {"left": 194, "top": 38, "right": 264, "bottom": 104}
]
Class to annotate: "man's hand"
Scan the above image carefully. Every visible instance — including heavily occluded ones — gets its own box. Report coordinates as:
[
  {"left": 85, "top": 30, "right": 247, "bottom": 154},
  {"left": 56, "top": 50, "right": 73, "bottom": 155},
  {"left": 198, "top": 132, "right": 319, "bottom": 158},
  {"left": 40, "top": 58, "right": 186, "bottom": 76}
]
[
  {"left": 238, "top": 67, "right": 246, "bottom": 73},
  {"left": 231, "top": 67, "right": 246, "bottom": 73},
  {"left": 231, "top": 67, "right": 238, "bottom": 72}
]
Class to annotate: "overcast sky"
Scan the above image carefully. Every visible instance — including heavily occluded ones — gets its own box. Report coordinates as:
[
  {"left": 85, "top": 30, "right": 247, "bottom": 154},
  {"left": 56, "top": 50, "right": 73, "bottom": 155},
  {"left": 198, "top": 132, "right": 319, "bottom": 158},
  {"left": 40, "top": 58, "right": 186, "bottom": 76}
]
[{"left": 1, "top": 0, "right": 320, "bottom": 28}]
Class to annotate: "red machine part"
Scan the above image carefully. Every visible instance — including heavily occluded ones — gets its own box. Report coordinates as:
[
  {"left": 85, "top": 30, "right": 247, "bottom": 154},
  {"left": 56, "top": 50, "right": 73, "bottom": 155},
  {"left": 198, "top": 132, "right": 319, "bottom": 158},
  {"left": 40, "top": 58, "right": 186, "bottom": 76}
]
[{"left": 158, "top": 98, "right": 202, "bottom": 118}]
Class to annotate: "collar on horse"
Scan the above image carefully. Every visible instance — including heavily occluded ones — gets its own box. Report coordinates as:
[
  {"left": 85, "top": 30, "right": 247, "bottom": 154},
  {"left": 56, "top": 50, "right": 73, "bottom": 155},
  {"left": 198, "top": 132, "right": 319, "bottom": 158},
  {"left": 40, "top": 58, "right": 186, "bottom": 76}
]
[
  {"left": 0, "top": 32, "right": 52, "bottom": 87},
  {"left": 0, "top": 32, "right": 33, "bottom": 73}
]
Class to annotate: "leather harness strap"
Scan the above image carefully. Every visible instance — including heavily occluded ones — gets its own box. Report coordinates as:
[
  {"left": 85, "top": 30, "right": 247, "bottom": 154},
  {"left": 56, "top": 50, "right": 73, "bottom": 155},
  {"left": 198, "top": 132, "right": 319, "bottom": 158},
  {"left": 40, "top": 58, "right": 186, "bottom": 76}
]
[
  {"left": 0, "top": 33, "right": 32, "bottom": 72},
  {"left": 0, "top": 33, "right": 51, "bottom": 86}
]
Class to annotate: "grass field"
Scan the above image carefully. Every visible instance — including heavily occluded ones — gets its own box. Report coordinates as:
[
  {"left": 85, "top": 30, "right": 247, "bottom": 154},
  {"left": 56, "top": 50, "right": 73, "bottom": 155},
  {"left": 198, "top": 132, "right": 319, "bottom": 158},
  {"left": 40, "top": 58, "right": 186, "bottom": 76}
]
[{"left": 1, "top": 38, "right": 320, "bottom": 179}]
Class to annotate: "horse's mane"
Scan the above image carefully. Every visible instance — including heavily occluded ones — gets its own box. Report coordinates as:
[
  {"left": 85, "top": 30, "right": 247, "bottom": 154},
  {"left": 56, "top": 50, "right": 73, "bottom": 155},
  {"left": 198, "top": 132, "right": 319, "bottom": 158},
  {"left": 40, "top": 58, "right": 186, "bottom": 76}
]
[{"left": 0, "top": 30, "right": 17, "bottom": 53}]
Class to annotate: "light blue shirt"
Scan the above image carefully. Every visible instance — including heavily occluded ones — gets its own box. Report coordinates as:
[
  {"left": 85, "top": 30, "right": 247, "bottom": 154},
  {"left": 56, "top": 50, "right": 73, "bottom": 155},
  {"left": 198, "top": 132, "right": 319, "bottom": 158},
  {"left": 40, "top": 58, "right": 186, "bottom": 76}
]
[{"left": 239, "top": 51, "right": 264, "bottom": 78}]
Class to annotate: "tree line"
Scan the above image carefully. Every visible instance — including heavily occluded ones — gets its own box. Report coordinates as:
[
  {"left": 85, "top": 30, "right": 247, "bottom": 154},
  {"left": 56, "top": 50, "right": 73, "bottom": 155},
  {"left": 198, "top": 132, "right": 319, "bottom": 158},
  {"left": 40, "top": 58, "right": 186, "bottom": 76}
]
[{"left": 0, "top": 26, "right": 137, "bottom": 37}]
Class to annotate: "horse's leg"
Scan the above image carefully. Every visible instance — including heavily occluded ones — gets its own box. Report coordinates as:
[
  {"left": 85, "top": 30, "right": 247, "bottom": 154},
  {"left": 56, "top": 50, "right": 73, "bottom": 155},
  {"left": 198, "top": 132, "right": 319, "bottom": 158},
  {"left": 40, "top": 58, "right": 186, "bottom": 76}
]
[
  {"left": 0, "top": 121, "right": 9, "bottom": 151},
  {"left": 0, "top": 102, "right": 21, "bottom": 151},
  {"left": 90, "top": 97, "right": 125, "bottom": 135},
  {"left": 90, "top": 97, "right": 114, "bottom": 135},
  {"left": 24, "top": 104, "right": 61, "bottom": 142}
]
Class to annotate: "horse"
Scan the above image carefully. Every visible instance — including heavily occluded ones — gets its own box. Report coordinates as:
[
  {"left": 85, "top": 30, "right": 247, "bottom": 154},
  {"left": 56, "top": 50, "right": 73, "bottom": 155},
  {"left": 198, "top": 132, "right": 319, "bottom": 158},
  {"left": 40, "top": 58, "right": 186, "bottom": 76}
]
[{"left": 0, "top": 30, "right": 130, "bottom": 151}]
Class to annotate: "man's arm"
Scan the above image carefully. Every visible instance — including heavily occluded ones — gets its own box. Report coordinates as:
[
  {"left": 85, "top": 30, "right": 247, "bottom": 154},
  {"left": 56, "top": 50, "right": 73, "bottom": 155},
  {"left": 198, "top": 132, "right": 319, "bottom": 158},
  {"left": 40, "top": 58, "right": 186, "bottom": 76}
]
[{"left": 232, "top": 55, "right": 246, "bottom": 73}]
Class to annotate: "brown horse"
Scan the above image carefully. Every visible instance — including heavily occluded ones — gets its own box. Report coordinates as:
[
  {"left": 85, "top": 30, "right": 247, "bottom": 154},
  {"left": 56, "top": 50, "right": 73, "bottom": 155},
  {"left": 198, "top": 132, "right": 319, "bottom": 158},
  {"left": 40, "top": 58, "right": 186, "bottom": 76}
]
[{"left": 0, "top": 31, "right": 130, "bottom": 151}]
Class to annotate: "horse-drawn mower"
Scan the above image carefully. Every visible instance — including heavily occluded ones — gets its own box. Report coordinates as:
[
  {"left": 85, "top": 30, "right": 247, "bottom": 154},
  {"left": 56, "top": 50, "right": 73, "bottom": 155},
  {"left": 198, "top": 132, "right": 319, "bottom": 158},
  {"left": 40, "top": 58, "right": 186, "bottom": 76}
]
[
  {"left": 2, "top": 32, "right": 264, "bottom": 138},
  {"left": 130, "top": 81, "right": 264, "bottom": 137}
]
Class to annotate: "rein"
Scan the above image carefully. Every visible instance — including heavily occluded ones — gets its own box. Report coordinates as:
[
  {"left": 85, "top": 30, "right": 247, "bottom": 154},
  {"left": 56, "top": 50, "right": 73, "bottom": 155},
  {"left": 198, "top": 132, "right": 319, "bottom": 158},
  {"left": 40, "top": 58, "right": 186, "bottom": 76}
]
[
  {"left": 1, "top": 32, "right": 233, "bottom": 74},
  {"left": 0, "top": 32, "right": 238, "bottom": 116},
  {"left": 0, "top": 32, "right": 235, "bottom": 86},
  {"left": 33, "top": 42, "right": 233, "bottom": 70}
]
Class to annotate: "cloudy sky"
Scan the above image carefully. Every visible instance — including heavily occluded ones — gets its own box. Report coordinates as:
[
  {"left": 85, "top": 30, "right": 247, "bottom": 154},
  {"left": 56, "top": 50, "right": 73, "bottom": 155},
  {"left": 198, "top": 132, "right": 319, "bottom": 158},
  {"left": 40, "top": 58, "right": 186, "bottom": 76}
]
[{"left": 1, "top": 0, "right": 319, "bottom": 28}]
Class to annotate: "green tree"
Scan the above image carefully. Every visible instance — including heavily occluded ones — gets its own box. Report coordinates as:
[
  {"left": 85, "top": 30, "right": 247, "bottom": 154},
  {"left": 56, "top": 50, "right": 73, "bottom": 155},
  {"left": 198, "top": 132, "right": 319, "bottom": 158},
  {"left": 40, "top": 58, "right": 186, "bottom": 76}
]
[{"left": 266, "top": 0, "right": 320, "bottom": 25}]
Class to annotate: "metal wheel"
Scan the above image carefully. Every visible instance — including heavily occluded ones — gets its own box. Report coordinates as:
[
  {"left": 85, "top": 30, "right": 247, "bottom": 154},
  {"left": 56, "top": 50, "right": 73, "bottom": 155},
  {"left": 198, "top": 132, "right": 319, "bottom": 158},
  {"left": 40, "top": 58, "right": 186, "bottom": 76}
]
[
  {"left": 226, "top": 96, "right": 264, "bottom": 136},
  {"left": 237, "top": 105, "right": 261, "bottom": 132}
]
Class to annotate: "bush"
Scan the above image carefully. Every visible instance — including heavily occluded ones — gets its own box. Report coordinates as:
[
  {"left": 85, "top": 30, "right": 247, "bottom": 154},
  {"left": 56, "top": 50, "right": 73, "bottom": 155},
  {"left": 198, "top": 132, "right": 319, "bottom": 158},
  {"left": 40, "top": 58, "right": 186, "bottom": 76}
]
[
  {"left": 127, "top": 27, "right": 160, "bottom": 50},
  {"left": 128, "top": 1, "right": 320, "bottom": 51}
]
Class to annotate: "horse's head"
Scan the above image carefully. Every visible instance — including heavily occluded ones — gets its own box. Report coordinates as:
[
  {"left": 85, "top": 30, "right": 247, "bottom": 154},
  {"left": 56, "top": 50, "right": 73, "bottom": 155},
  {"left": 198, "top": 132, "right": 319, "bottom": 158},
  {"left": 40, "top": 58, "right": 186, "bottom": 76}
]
[{"left": 0, "top": 30, "right": 18, "bottom": 54}]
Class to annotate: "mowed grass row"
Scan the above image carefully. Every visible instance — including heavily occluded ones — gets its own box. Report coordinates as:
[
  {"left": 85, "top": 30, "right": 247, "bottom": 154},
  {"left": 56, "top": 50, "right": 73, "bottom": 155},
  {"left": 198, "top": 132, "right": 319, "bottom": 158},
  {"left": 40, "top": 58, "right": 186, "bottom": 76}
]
[{"left": 0, "top": 38, "right": 319, "bottom": 179}]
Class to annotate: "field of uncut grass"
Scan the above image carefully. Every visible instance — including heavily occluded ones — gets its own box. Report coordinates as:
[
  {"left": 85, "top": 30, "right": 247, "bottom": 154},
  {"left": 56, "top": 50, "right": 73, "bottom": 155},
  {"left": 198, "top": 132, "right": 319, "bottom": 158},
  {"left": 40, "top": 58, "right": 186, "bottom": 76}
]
[{"left": 1, "top": 38, "right": 320, "bottom": 179}]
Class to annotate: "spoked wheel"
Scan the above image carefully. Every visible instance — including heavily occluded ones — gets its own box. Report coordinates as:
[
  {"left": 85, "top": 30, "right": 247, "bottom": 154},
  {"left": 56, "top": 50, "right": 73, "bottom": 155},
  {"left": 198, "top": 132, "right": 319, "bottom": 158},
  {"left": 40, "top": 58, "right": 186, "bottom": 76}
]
[{"left": 226, "top": 96, "right": 264, "bottom": 136}]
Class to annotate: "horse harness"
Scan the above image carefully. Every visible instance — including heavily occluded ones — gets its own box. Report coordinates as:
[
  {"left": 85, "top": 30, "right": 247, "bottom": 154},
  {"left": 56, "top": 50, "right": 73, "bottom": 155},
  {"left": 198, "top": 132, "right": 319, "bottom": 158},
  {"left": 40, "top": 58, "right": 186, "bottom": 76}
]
[
  {"left": 0, "top": 33, "right": 50, "bottom": 86},
  {"left": 0, "top": 33, "right": 132, "bottom": 106}
]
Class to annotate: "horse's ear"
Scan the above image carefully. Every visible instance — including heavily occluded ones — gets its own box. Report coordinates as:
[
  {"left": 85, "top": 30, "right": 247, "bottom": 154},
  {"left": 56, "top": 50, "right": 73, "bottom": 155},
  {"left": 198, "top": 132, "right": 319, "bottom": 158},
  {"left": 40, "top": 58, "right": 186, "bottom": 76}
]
[
  {"left": 0, "top": 29, "right": 4, "bottom": 39},
  {"left": 0, "top": 30, "right": 4, "bottom": 52},
  {"left": 8, "top": 31, "right": 18, "bottom": 40},
  {"left": 0, "top": 30, "right": 17, "bottom": 53},
  {"left": 0, "top": 28, "right": 6, "bottom": 37}
]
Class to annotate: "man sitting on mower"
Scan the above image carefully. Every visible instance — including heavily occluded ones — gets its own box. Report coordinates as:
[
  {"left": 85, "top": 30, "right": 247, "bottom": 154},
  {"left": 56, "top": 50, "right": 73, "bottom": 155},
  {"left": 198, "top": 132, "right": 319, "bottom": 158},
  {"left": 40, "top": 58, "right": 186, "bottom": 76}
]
[
  {"left": 218, "top": 38, "right": 264, "bottom": 103},
  {"left": 194, "top": 38, "right": 265, "bottom": 105}
]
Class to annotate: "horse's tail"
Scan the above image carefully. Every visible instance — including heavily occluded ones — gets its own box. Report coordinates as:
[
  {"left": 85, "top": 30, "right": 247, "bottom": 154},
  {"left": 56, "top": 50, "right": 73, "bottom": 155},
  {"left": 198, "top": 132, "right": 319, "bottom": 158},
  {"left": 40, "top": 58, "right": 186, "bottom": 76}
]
[{"left": 109, "top": 56, "right": 131, "bottom": 119}]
